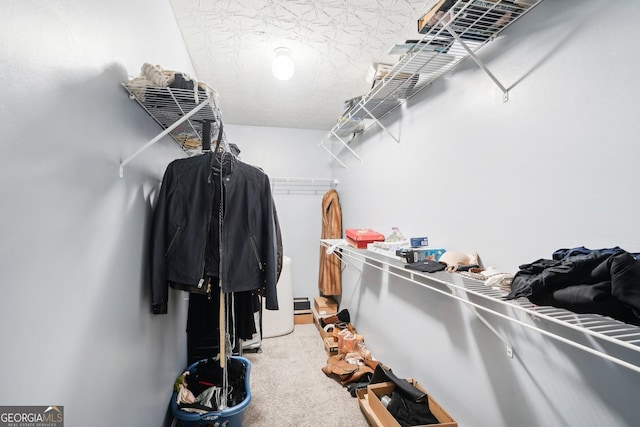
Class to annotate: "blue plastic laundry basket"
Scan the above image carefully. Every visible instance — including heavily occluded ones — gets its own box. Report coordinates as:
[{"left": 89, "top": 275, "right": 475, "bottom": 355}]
[{"left": 171, "top": 356, "right": 251, "bottom": 427}]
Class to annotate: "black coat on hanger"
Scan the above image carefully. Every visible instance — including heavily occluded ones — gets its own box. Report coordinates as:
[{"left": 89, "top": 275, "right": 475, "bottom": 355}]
[{"left": 149, "top": 151, "right": 282, "bottom": 314}]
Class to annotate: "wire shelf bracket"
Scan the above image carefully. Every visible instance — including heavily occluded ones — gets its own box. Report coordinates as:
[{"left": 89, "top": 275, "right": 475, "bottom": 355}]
[
  {"left": 119, "top": 82, "right": 221, "bottom": 178},
  {"left": 119, "top": 99, "right": 210, "bottom": 177},
  {"left": 319, "top": 131, "right": 363, "bottom": 169},
  {"left": 360, "top": 103, "right": 401, "bottom": 144},
  {"left": 445, "top": 23, "right": 510, "bottom": 102}
]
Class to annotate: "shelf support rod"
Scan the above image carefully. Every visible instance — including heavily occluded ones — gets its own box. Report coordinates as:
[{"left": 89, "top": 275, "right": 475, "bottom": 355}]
[
  {"left": 319, "top": 141, "right": 348, "bottom": 169},
  {"left": 445, "top": 25, "right": 509, "bottom": 102},
  {"left": 324, "top": 242, "right": 363, "bottom": 273},
  {"left": 168, "top": 88, "right": 205, "bottom": 138},
  {"left": 119, "top": 99, "right": 210, "bottom": 177},
  {"left": 359, "top": 103, "right": 400, "bottom": 144},
  {"left": 331, "top": 131, "right": 362, "bottom": 161},
  {"left": 322, "top": 127, "right": 364, "bottom": 165},
  {"left": 450, "top": 286, "right": 513, "bottom": 357}
]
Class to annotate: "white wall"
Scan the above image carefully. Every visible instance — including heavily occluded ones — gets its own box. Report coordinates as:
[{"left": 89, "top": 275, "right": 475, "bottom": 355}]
[
  {"left": 333, "top": 0, "right": 640, "bottom": 426},
  {"left": 224, "top": 124, "right": 332, "bottom": 300},
  {"left": 0, "top": 1, "right": 197, "bottom": 426}
]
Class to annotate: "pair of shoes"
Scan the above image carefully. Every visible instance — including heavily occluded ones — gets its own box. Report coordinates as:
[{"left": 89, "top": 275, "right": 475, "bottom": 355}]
[
  {"left": 346, "top": 381, "right": 370, "bottom": 397},
  {"left": 320, "top": 309, "right": 351, "bottom": 328}
]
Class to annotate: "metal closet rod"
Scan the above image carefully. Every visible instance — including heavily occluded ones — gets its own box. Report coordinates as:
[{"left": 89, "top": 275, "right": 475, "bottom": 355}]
[{"left": 271, "top": 177, "right": 339, "bottom": 186}]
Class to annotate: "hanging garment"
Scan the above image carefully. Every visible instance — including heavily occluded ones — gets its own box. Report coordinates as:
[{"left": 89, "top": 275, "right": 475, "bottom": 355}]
[
  {"left": 150, "top": 151, "right": 282, "bottom": 314},
  {"left": 186, "top": 289, "right": 260, "bottom": 365},
  {"left": 318, "top": 189, "right": 342, "bottom": 296}
]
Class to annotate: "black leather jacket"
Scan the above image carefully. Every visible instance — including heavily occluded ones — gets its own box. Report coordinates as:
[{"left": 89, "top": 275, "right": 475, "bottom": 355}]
[{"left": 150, "top": 152, "right": 281, "bottom": 314}]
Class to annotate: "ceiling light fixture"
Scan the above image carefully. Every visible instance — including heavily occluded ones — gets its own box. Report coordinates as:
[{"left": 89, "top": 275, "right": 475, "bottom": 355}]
[{"left": 272, "top": 47, "right": 295, "bottom": 81}]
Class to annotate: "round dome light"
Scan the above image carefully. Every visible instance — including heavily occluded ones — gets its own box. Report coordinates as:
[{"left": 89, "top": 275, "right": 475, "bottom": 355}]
[{"left": 272, "top": 47, "right": 295, "bottom": 81}]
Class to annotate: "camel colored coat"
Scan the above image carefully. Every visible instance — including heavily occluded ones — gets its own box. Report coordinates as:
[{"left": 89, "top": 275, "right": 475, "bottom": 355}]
[{"left": 318, "top": 189, "right": 342, "bottom": 296}]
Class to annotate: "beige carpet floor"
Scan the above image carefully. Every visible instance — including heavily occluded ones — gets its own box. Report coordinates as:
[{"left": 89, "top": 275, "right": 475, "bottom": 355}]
[{"left": 243, "top": 323, "right": 369, "bottom": 427}]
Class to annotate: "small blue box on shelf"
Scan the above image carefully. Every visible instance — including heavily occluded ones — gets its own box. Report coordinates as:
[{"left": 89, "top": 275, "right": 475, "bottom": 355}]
[
  {"left": 397, "top": 248, "right": 446, "bottom": 263},
  {"left": 410, "top": 237, "right": 429, "bottom": 247}
]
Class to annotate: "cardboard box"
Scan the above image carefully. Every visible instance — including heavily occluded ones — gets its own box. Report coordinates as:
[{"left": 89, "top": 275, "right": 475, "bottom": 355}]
[
  {"left": 323, "top": 337, "right": 338, "bottom": 356},
  {"left": 294, "top": 297, "right": 311, "bottom": 311},
  {"left": 356, "top": 387, "right": 384, "bottom": 427},
  {"left": 367, "top": 381, "right": 457, "bottom": 427},
  {"left": 314, "top": 296, "right": 338, "bottom": 315},
  {"left": 294, "top": 309, "right": 313, "bottom": 324},
  {"left": 346, "top": 228, "right": 385, "bottom": 249},
  {"left": 313, "top": 311, "right": 334, "bottom": 340}
]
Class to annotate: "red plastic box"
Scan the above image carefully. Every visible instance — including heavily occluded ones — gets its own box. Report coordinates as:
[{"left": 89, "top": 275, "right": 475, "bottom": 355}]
[{"left": 345, "top": 228, "right": 385, "bottom": 249}]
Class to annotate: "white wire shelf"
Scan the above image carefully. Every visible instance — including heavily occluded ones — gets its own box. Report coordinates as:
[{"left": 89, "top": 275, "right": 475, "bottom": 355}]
[
  {"left": 321, "top": 239, "right": 640, "bottom": 374},
  {"left": 321, "top": 0, "right": 545, "bottom": 164},
  {"left": 120, "top": 82, "right": 221, "bottom": 176}
]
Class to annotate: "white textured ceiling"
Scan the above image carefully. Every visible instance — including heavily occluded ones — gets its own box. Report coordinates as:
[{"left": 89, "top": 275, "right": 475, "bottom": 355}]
[{"left": 169, "top": 0, "right": 429, "bottom": 130}]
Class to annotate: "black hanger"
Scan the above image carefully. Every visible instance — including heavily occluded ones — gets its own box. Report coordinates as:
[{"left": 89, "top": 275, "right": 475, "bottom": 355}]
[
  {"left": 200, "top": 119, "right": 215, "bottom": 152},
  {"left": 209, "top": 122, "right": 234, "bottom": 181}
]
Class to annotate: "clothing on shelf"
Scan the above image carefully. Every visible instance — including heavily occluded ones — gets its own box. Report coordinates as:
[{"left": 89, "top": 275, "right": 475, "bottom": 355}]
[
  {"left": 506, "top": 248, "right": 640, "bottom": 325},
  {"left": 457, "top": 266, "right": 513, "bottom": 293},
  {"left": 130, "top": 63, "right": 217, "bottom": 106},
  {"left": 404, "top": 260, "right": 446, "bottom": 273},
  {"left": 552, "top": 245, "right": 640, "bottom": 261}
]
